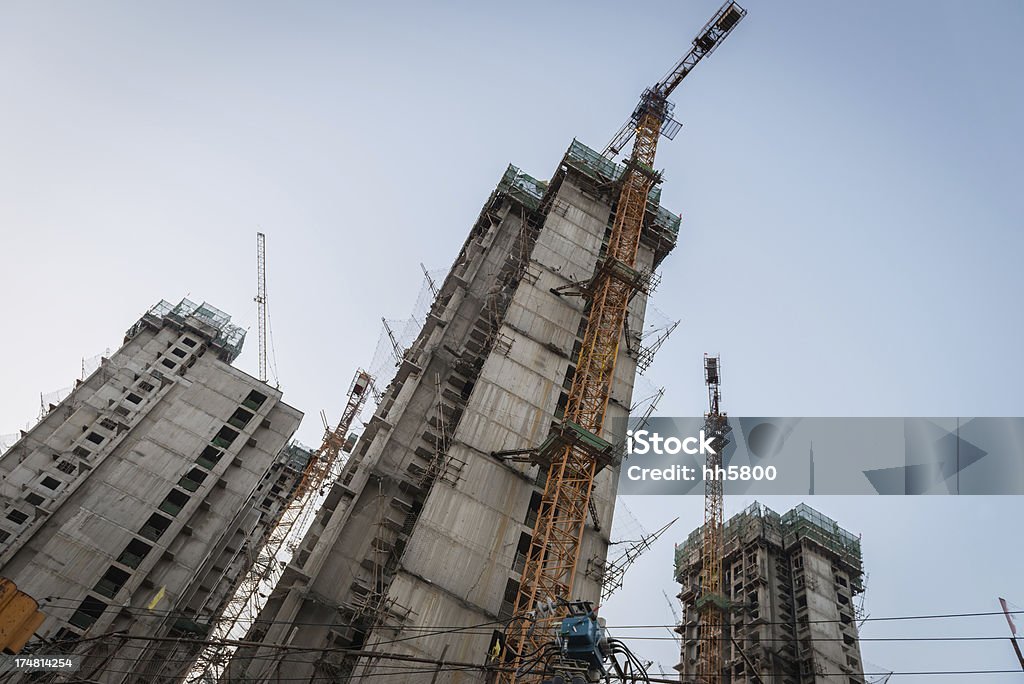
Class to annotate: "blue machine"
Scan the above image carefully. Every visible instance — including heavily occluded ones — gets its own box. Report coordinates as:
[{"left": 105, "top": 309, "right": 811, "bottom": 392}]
[{"left": 557, "top": 601, "right": 607, "bottom": 676}]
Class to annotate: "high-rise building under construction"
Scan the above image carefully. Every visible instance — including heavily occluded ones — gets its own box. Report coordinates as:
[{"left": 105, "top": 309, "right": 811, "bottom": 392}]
[
  {"left": 675, "top": 502, "right": 866, "bottom": 683},
  {"left": 227, "top": 140, "right": 679, "bottom": 681},
  {"left": 0, "top": 299, "right": 305, "bottom": 681}
]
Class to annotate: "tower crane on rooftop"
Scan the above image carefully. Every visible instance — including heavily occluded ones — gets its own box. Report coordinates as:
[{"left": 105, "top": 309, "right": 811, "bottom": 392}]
[{"left": 502, "top": 3, "right": 746, "bottom": 682}]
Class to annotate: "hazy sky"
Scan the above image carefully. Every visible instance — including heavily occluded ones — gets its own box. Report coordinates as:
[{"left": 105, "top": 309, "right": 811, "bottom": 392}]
[{"left": 1, "top": 1, "right": 1022, "bottom": 679}]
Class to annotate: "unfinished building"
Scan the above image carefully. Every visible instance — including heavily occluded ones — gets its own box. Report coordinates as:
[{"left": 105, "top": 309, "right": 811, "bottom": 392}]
[
  {"left": 0, "top": 299, "right": 305, "bottom": 681},
  {"left": 226, "top": 140, "right": 679, "bottom": 682},
  {"left": 675, "top": 502, "right": 866, "bottom": 683}
]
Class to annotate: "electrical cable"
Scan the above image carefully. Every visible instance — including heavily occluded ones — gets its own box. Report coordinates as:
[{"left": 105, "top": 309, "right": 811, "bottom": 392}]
[
  {"left": 22, "top": 601, "right": 1024, "bottom": 683},
  {"left": 35, "top": 596, "right": 1023, "bottom": 630}
]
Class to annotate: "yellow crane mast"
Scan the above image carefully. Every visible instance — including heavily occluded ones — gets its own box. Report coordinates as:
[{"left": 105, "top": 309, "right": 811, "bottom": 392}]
[
  {"left": 699, "top": 356, "right": 729, "bottom": 683},
  {"left": 189, "top": 370, "right": 373, "bottom": 680},
  {"left": 503, "top": 4, "right": 745, "bottom": 681}
]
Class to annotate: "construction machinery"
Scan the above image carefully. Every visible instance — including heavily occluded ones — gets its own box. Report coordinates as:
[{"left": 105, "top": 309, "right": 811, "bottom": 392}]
[
  {"left": 188, "top": 369, "right": 373, "bottom": 681},
  {"left": 514, "top": 600, "right": 652, "bottom": 684},
  {"left": 503, "top": 3, "right": 746, "bottom": 681},
  {"left": 0, "top": 578, "right": 44, "bottom": 654},
  {"left": 698, "top": 355, "right": 730, "bottom": 683}
]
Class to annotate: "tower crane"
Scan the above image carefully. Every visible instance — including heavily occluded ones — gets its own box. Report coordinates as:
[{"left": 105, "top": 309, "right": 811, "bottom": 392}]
[
  {"left": 699, "top": 355, "right": 730, "bottom": 684},
  {"left": 188, "top": 369, "right": 373, "bottom": 682},
  {"left": 502, "top": 3, "right": 745, "bottom": 682}
]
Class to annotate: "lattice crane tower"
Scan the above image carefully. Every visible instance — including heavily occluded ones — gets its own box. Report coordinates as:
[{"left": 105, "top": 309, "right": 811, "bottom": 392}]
[{"left": 503, "top": 4, "right": 746, "bottom": 681}]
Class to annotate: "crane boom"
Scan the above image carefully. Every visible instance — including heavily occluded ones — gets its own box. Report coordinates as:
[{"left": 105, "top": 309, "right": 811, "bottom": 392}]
[
  {"left": 600, "top": 517, "right": 678, "bottom": 601},
  {"left": 603, "top": 1, "right": 746, "bottom": 158},
  {"left": 503, "top": 5, "right": 745, "bottom": 682}
]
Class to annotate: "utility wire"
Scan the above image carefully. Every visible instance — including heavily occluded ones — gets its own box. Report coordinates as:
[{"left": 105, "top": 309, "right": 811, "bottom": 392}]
[
  {"left": 639, "top": 672, "right": 1024, "bottom": 682},
  {"left": 20, "top": 629, "right": 1024, "bottom": 682},
  {"left": 25, "top": 603, "right": 1024, "bottom": 682},
  {"left": 605, "top": 608, "right": 1024, "bottom": 628},
  {"left": 610, "top": 635, "right": 1024, "bottom": 643},
  {"left": 33, "top": 597, "right": 1023, "bottom": 630}
]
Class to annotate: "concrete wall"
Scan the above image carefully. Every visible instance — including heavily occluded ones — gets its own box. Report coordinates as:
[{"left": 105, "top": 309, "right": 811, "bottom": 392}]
[
  {"left": 0, "top": 306, "right": 302, "bottom": 683},
  {"left": 230, "top": 143, "right": 671, "bottom": 683},
  {"left": 675, "top": 506, "right": 866, "bottom": 684}
]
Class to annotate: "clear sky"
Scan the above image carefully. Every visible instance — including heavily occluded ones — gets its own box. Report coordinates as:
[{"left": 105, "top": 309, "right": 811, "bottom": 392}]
[{"left": 1, "top": 0, "right": 1022, "bottom": 679}]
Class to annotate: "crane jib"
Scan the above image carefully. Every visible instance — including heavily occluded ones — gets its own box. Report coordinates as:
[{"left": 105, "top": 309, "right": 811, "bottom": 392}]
[{"left": 603, "top": 1, "right": 746, "bottom": 159}]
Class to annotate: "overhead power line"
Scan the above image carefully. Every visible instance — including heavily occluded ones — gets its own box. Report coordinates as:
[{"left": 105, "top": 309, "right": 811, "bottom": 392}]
[
  {"left": 22, "top": 631, "right": 1024, "bottom": 682},
  {"left": 30, "top": 596, "right": 1024, "bottom": 632},
  {"left": 639, "top": 672, "right": 1024, "bottom": 682}
]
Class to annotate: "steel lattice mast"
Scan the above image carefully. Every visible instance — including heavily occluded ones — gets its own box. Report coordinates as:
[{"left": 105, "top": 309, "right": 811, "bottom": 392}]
[
  {"left": 502, "top": 100, "right": 663, "bottom": 684},
  {"left": 503, "top": 4, "right": 745, "bottom": 682},
  {"left": 187, "top": 370, "right": 373, "bottom": 681},
  {"left": 698, "top": 355, "right": 730, "bottom": 684},
  {"left": 255, "top": 232, "right": 268, "bottom": 383}
]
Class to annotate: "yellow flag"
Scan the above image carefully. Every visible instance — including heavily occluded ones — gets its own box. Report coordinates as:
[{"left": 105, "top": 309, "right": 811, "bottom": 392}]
[{"left": 147, "top": 586, "right": 166, "bottom": 610}]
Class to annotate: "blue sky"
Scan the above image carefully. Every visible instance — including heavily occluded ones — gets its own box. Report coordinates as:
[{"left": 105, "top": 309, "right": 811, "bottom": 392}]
[{"left": 1, "top": 1, "right": 1022, "bottom": 678}]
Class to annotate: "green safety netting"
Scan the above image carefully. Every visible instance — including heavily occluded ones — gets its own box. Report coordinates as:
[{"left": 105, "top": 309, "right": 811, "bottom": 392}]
[
  {"left": 496, "top": 140, "right": 682, "bottom": 240},
  {"left": 497, "top": 165, "right": 547, "bottom": 211},
  {"left": 675, "top": 501, "right": 863, "bottom": 581},
  {"left": 565, "top": 140, "right": 681, "bottom": 239},
  {"left": 127, "top": 298, "right": 247, "bottom": 363}
]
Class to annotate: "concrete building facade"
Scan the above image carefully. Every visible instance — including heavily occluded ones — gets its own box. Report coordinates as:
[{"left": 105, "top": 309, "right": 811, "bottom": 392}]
[
  {"left": 228, "top": 140, "right": 679, "bottom": 682},
  {"left": 0, "top": 299, "right": 304, "bottom": 681},
  {"left": 675, "top": 503, "right": 866, "bottom": 684},
  {"left": 128, "top": 440, "right": 313, "bottom": 682}
]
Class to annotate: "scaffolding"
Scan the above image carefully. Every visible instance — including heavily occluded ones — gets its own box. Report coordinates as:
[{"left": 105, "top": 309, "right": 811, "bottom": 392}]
[
  {"left": 781, "top": 503, "right": 864, "bottom": 584},
  {"left": 675, "top": 501, "right": 864, "bottom": 587},
  {"left": 498, "top": 142, "right": 683, "bottom": 248},
  {"left": 563, "top": 139, "right": 682, "bottom": 238},
  {"left": 126, "top": 298, "right": 246, "bottom": 363},
  {"left": 188, "top": 372, "right": 372, "bottom": 682},
  {"left": 496, "top": 165, "right": 548, "bottom": 211},
  {"left": 281, "top": 441, "right": 313, "bottom": 471}
]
